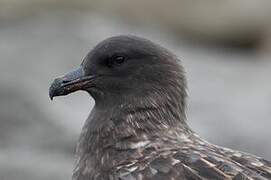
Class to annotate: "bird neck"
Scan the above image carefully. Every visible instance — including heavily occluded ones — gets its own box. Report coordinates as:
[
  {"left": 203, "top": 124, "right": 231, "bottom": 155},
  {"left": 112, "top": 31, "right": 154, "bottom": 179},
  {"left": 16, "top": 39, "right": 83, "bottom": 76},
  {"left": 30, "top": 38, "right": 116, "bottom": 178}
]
[
  {"left": 95, "top": 87, "right": 190, "bottom": 130},
  {"left": 81, "top": 91, "right": 192, "bottom": 150},
  {"left": 73, "top": 93, "right": 193, "bottom": 176}
]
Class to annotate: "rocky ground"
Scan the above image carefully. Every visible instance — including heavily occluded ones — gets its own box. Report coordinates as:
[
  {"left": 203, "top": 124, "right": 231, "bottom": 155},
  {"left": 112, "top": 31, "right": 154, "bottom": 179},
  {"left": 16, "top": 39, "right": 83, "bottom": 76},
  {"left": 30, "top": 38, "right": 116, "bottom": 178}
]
[{"left": 1, "top": 8, "right": 271, "bottom": 180}]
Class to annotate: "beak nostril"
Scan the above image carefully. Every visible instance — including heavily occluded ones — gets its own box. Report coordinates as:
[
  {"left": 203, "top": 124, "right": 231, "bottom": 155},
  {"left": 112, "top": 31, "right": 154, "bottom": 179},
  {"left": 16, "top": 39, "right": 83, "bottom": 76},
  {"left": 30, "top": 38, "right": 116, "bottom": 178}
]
[{"left": 62, "top": 80, "right": 70, "bottom": 84}]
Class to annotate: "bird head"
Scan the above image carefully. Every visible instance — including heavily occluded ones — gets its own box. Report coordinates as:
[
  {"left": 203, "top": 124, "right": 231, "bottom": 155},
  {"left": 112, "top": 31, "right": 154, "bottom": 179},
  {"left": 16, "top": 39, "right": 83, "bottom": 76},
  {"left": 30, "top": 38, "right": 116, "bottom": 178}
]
[{"left": 49, "top": 36, "right": 187, "bottom": 109}]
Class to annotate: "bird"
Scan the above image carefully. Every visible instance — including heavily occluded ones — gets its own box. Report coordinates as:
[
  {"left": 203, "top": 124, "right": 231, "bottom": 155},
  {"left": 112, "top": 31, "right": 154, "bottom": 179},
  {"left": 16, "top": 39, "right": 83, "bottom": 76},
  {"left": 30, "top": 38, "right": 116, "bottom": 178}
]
[{"left": 49, "top": 35, "right": 271, "bottom": 180}]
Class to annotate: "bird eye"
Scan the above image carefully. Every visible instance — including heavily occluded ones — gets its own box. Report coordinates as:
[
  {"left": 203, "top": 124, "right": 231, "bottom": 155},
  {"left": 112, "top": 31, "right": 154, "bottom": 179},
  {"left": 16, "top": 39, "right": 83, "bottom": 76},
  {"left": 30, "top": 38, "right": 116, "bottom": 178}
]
[
  {"left": 106, "top": 55, "right": 126, "bottom": 67},
  {"left": 113, "top": 56, "right": 125, "bottom": 65}
]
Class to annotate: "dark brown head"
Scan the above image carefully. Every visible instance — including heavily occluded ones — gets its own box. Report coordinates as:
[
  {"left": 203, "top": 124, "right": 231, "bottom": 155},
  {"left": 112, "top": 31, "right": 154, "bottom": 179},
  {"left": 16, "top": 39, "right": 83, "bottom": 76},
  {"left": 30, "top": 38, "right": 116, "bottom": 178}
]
[{"left": 49, "top": 35, "right": 187, "bottom": 116}]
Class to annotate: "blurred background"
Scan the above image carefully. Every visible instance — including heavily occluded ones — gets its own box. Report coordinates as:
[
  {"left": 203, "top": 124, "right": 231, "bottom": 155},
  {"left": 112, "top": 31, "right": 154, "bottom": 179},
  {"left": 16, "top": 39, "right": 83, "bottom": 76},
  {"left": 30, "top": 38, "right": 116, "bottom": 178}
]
[{"left": 1, "top": 0, "right": 271, "bottom": 179}]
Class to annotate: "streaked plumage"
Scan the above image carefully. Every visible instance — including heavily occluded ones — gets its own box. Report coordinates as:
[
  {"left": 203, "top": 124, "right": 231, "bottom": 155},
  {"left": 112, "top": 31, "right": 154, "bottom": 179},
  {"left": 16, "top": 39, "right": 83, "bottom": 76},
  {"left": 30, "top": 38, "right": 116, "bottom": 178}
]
[{"left": 49, "top": 35, "right": 271, "bottom": 180}]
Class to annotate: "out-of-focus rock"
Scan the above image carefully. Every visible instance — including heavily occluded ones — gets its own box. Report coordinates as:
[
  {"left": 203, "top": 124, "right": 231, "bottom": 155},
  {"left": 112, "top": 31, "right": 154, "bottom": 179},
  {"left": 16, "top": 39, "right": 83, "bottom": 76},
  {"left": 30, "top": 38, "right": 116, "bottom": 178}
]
[
  {"left": 258, "top": 27, "right": 271, "bottom": 55},
  {"left": 95, "top": 0, "right": 271, "bottom": 47},
  {"left": 1, "top": 0, "right": 271, "bottom": 46}
]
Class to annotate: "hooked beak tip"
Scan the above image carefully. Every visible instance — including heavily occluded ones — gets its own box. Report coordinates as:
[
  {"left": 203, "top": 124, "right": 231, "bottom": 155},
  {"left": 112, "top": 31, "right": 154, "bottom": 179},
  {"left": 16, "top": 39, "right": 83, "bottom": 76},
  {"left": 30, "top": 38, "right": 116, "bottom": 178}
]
[
  {"left": 49, "top": 93, "right": 54, "bottom": 101},
  {"left": 49, "top": 77, "right": 64, "bottom": 101},
  {"left": 49, "top": 81, "right": 57, "bottom": 101}
]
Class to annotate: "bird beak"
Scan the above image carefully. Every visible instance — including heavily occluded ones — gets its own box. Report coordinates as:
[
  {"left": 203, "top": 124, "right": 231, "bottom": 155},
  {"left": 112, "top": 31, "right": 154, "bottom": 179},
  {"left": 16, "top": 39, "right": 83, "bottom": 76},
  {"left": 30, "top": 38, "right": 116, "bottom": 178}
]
[{"left": 49, "top": 66, "right": 95, "bottom": 100}]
